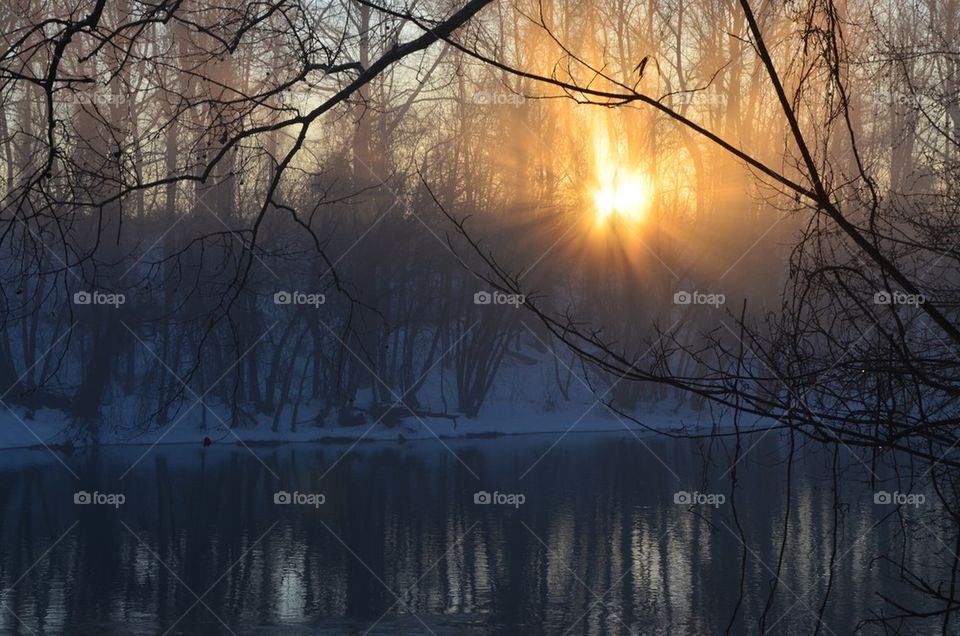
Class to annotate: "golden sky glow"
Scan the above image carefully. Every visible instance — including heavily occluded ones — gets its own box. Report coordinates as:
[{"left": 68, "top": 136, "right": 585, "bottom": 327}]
[
  {"left": 590, "top": 114, "right": 654, "bottom": 226},
  {"left": 593, "top": 168, "right": 654, "bottom": 223}
]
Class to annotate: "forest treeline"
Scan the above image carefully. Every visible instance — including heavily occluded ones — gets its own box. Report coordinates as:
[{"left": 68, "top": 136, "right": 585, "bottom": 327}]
[{"left": 0, "top": 0, "right": 956, "bottom": 448}]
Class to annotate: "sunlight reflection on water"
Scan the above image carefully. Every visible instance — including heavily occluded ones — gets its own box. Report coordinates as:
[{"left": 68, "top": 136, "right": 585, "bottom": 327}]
[{"left": 0, "top": 432, "right": 944, "bottom": 634}]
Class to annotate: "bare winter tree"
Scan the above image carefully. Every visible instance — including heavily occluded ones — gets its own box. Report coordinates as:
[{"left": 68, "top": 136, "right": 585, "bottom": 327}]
[
  {"left": 407, "top": 0, "right": 960, "bottom": 629},
  {"left": 0, "top": 0, "right": 494, "bottom": 436},
  {"left": 2, "top": 0, "right": 960, "bottom": 629}
]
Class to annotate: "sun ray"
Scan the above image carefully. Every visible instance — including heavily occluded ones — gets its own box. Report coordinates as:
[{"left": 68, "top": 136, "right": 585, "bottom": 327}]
[{"left": 590, "top": 115, "right": 654, "bottom": 226}]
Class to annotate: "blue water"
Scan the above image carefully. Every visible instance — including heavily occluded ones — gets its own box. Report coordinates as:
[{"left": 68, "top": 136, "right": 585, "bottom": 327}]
[{"left": 0, "top": 430, "right": 947, "bottom": 634}]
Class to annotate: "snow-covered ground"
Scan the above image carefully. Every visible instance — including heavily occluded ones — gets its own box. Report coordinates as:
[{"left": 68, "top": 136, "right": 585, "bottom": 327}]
[
  {"left": 0, "top": 350, "right": 768, "bottom": 451},
  {"left": 0, "top": 396, "right": 747, "bottom": 451}
]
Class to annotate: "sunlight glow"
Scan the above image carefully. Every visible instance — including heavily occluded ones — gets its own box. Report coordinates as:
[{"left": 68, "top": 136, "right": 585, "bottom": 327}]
[
  {"left": 590, "top": 115, "right": 655, "bottom": 225},
  {"left": 593, "top": 169, "right": 654, "bottom": 223}
]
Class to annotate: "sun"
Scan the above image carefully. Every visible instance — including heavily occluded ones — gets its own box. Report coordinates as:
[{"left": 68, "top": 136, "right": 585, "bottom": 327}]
[
  {"left": 588, "top": 112, "right": 655, "bottom": 226},
  {"left": 593, "top": 168, "right": 654, "bottom": 224}
]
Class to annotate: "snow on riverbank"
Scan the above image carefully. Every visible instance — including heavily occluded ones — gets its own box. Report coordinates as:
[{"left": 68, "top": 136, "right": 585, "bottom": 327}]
[
  {"left": 0, "top": 349, "right": 770, "bottom": 451},
  {"left": 0, "top": 397, "right": 744, "bottom": 451}
]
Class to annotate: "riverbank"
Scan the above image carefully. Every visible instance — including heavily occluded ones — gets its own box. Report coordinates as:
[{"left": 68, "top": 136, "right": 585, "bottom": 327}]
[{"left": 0, "top": 397, "right": 750, "bottom": 450}]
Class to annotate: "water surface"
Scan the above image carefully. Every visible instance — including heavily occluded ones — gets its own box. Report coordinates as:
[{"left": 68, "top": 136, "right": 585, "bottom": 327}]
[{"left": 0, "top": 431, "right": 947, "bottom": 634}]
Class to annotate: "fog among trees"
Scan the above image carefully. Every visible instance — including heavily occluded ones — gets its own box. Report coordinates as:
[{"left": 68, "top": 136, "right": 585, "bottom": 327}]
[{"left": 2, "top": 0, "right": 960, "bottom": 631}]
